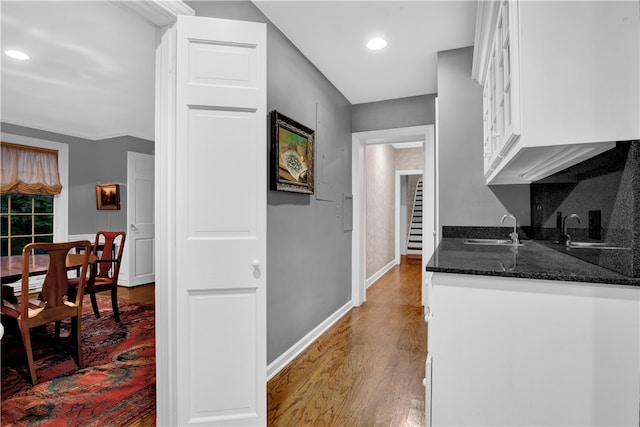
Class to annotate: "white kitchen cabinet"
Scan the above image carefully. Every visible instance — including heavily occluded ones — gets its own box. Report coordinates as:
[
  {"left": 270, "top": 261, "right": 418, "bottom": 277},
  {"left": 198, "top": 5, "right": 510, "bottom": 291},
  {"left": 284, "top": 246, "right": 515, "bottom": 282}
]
[
  {"left": 473, "top": 0, "right": 639, "bottom": 184},
  {"left": 427, "top": 272, "right": 640, "bottom": 426},
  {"left": 423, "top": 273, "right": 433, "bottom": 426},
  {"left": 480, "top": 0, "right": 521, "bottom": 175},
  {"left": 423, "top": 354, "right": 432, "bottom": 427}
]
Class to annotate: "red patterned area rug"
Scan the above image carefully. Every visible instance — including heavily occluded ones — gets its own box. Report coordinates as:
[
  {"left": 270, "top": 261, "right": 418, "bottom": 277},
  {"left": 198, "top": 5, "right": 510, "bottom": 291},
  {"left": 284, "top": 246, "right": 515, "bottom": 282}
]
[{"left": 1, "top": 294, "right": 155, "bottom": 426}]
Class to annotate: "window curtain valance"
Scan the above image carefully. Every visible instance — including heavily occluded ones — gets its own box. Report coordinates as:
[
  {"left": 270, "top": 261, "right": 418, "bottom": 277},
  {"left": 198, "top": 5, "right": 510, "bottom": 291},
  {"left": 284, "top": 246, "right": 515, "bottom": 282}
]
[{"left": 1, "top": 142, "right": 62, "bottom": 195}]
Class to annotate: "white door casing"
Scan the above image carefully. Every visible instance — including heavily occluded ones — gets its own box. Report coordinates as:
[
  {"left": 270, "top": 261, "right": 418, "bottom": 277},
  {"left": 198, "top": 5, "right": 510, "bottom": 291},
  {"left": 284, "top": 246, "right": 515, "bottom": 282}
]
[
  {"left": 351, "top": 125, "right": 435, "bottom": 306},
  {"left": 174, "top": 15, "right": 267, "bottom": 426},
  {"left": 423, "top": 117, "right": 438, "bottom": 284},
  {"left": 126, "top": 151, "right": 155, "bottom": 287}
]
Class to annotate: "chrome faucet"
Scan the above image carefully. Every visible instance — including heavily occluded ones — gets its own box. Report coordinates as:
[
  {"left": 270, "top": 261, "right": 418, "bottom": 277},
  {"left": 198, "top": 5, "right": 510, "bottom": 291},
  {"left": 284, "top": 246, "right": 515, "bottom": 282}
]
[
  {"left": 561, "top": 213, "right": 581, "bottom": 245},
  {"left": 501, "top": 214, "right": 519, "bottom": 245}
]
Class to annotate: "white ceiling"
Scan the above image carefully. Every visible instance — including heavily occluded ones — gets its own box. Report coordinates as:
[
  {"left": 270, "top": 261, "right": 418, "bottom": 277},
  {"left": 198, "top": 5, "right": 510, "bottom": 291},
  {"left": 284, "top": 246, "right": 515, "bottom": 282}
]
[
  {"left": 254, "top": 1, "right": 477, "bottom": 104},
  {"left": 1, "top": 1, "right": 156, "bottom": 141},
  {"left": 0, "top": 1, "right": 476, "bottom": 142}
]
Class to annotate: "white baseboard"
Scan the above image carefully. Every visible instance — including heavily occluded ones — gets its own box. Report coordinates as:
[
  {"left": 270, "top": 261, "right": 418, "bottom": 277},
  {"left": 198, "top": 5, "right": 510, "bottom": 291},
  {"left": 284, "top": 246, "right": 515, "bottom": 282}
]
[
  {"left": 67, "top": 233, "right": 95, "bottom": 242},
  {"left": 266, "top": 300, "right": 353, "bottom": 381},
  {"left": 366, "top": 259, "right": 396, "bottom": 289}
]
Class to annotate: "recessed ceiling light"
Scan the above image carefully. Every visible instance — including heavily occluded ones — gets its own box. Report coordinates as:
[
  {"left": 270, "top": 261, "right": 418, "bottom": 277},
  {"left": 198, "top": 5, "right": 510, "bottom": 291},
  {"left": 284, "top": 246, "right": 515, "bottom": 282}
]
[
  {"left": 4, "top": 50, "right": 30, "bottom": 60},
  {"left": 366, "top": 37, "right": 387, "bottom": 51}
]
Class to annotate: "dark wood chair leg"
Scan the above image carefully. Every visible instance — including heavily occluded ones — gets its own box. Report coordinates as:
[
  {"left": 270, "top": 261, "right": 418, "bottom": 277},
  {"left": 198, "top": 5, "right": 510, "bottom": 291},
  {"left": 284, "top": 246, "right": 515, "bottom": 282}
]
[
  {"left": 111, "top": 286, "right": 120, "bottom": 323},
  {"left": 89, "top": 292, "right": 101, "bottom": 319},
  {"left": 73, "top": 315, "right": 83, "bottom": 367},
  {"left": 21, "top": 326, "right": 37, "bottom": 385}
]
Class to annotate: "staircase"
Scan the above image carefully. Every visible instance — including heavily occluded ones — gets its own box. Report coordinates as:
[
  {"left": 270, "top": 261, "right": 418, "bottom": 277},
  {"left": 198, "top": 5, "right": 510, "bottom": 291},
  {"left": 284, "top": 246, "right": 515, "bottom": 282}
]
[{"left": 406, "top": 177, "right": 423, "bottom": 264}]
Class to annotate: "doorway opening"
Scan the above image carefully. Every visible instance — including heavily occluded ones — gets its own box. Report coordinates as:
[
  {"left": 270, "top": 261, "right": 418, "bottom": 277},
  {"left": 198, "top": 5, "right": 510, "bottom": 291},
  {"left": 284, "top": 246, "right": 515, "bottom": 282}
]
[{"left": 351, "top": 124, "right": 435, "bottom": 306}]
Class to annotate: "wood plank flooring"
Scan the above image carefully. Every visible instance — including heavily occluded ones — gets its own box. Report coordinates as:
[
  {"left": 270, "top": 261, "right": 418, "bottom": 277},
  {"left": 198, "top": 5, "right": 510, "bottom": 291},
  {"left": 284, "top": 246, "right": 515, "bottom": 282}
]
[
  {"left": 122, "top": 259, "right": 425, "bottom": 427},
  {"left": 268, "top": 257, "right": 426, "bottom": 427},
  {"left": 117, "top": 283, "right": 155, "bottom": 305}
]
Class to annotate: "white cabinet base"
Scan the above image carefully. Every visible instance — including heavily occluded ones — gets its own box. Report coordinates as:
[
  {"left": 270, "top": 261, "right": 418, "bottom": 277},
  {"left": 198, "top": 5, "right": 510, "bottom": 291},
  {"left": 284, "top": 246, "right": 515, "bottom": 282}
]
[{"left": 429, "top": 273, "right": 640, "bottom": 426}]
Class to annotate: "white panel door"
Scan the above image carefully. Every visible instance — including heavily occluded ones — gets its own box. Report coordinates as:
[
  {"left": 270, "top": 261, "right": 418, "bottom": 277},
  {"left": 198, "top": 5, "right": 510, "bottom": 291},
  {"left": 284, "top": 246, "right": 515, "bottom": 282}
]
[
  {"left": 127, "top": 151, "right": 155, "bottom": 286},
  {"left": 175, "top": 15, "right": 267, "bottom": 426}
]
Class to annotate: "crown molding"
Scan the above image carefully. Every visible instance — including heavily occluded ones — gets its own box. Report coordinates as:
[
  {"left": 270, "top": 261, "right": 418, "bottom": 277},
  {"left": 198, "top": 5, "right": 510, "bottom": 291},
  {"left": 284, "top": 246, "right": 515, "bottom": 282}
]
[
  {"left": 111, "top": 0, "right": 194, "bottom": 28},
  {"left": 471, "top": 0, "right": 500, "bottom": 83}
]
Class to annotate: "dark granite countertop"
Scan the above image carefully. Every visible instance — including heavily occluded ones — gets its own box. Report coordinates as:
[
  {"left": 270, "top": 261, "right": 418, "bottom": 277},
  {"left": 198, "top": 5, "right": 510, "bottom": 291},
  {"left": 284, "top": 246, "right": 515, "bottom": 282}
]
[{"left": 426, "top": 238, "right": 640, "bottom": 287}]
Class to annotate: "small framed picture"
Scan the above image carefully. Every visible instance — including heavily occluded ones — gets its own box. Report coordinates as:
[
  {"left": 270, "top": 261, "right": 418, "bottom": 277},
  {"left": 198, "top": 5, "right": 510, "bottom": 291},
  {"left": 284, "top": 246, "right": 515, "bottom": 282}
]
[
  {"left": 96, "top": 183, "right": 120, "bottom": 210},
  {"left": 270, "top": 110, "right": 315, "bottom": 194}
]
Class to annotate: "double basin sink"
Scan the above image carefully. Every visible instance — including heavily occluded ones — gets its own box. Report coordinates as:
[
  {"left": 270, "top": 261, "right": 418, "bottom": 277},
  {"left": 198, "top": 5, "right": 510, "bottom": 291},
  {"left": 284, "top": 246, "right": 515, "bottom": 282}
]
[
  {"left": 463, "top": 238, "right": 627, "bottom": 250},
  {"left": 560, "top": 241, "right": 628, "bottom": 250},
  {"left": 464, "top": 238, "right": 524, "bottom": 247}
]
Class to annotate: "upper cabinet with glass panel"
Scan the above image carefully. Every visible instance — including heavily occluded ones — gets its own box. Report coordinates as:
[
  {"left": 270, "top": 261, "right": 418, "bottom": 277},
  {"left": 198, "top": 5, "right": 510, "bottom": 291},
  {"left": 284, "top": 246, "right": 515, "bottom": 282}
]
[
  {"left": 473, "top": 0, "right": 639, "bottom": 185},
  {"left": 477, "top": 0, "right": 520, "bottom": 178}
]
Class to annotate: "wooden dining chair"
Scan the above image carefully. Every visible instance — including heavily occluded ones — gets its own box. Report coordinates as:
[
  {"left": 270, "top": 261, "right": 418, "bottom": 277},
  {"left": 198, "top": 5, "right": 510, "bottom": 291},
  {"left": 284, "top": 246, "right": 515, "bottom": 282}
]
[
  {"left": 68, "top": 231, "right": 126, "bottom": 323},
  {"left": 0, "top": 240, "right": 91, "bottom": 385}
]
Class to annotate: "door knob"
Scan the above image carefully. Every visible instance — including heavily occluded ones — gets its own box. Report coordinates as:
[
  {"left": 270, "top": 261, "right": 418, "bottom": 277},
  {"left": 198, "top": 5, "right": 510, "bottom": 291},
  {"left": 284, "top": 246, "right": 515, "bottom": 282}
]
[
  {"left": 130, "top": 224, "right": 138, "bottom": 232},
  {"left": 251, "top": 259, "right": 261, "bottom": 279}
]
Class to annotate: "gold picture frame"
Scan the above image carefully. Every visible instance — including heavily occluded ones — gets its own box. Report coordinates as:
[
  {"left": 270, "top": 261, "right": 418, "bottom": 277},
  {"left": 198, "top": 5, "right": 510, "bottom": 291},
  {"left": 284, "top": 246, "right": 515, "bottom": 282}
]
[
  {"left": 95, "top": 183, "right": 120, "bottom": 210},
  {"left": 270, "top": 110, "right": 315, "bottom": 194}
]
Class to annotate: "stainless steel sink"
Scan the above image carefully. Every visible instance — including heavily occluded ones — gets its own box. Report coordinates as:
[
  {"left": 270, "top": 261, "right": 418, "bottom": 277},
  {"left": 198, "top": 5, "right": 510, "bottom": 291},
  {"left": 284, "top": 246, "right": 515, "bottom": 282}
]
[
  {"left": 464, "top": 238, "right": 524, "bottom": 247},
  {"left": 567, "top": 242, "right": 629, "bottom": 250}
]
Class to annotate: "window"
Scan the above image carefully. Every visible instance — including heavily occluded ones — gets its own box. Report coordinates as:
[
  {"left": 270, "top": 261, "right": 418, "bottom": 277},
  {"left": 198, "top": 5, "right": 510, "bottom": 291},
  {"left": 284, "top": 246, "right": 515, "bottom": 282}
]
[
  {"left": 0, "top": 139, "right": 66, "bottom": 254},
  {"left": 1, "top": 193, "right": 54, "bottom": 256}
]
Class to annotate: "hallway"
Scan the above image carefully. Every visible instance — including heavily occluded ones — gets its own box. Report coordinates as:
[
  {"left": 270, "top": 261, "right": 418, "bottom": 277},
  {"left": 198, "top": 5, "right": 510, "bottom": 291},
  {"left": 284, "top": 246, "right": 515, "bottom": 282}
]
[{"left": 268, "top": 257, "right": 426, "bottom": 426}]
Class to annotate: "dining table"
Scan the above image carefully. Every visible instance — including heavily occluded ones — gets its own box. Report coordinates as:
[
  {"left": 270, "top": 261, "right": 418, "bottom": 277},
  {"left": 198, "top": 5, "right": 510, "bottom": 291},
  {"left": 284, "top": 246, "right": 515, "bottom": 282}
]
[{"left": 1, "top": 253, "right": 98, "bottom": 302}]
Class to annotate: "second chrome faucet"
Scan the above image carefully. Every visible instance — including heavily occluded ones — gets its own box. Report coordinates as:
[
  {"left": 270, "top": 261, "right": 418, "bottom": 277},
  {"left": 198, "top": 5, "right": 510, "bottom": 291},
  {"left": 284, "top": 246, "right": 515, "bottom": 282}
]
[
  {"left": 501, "top": 213, "right": 520, "bottom": 245},
  {"left": 561, "top": 213, "right": 581, "bottom": 245}
]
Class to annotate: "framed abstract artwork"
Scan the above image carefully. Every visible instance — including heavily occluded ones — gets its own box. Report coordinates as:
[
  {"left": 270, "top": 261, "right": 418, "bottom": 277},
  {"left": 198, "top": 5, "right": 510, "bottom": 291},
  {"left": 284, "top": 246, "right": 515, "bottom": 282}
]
[{"left": 270, "top": 110, "right": 315, "bottom": 194}]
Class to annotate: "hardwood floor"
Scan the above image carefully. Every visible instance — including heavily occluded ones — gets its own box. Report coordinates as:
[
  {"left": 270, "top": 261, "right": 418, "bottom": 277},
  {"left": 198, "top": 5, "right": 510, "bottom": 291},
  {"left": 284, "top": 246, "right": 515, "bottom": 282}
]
[
  {"left": 117, "top": 283, "right": 155, "bottom": 305},
  {"left": 119, "top": 260, "right": 425, "bottom": 427},
  {"left": 268, "top": 257, "right": 426, "bottom": 427}
]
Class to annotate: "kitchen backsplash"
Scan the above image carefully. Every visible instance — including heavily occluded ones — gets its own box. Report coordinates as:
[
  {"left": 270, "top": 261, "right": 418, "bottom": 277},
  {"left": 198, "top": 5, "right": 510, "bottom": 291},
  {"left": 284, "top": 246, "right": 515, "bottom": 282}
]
[{"left": 530, "top": 140, "right": 640, "bottom": 277}]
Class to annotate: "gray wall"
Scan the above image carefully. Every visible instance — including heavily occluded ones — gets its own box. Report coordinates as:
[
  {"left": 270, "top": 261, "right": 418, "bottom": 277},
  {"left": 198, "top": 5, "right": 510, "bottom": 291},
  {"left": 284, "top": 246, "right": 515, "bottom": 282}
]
[
  {"left": 437, "top": 47, "right": 530, "bottom": 228},
  {"left": 1, "top": 122, "right": 154, "bottom": 234},
  {"left": 69, "top": 135, "right": 154, "bottom": 233},
  {"left": 352, "top": 94, "right": 436, "bottom": 132},
  {"left": 187, "top": 1, "right": 353, "bottom": 364}
]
